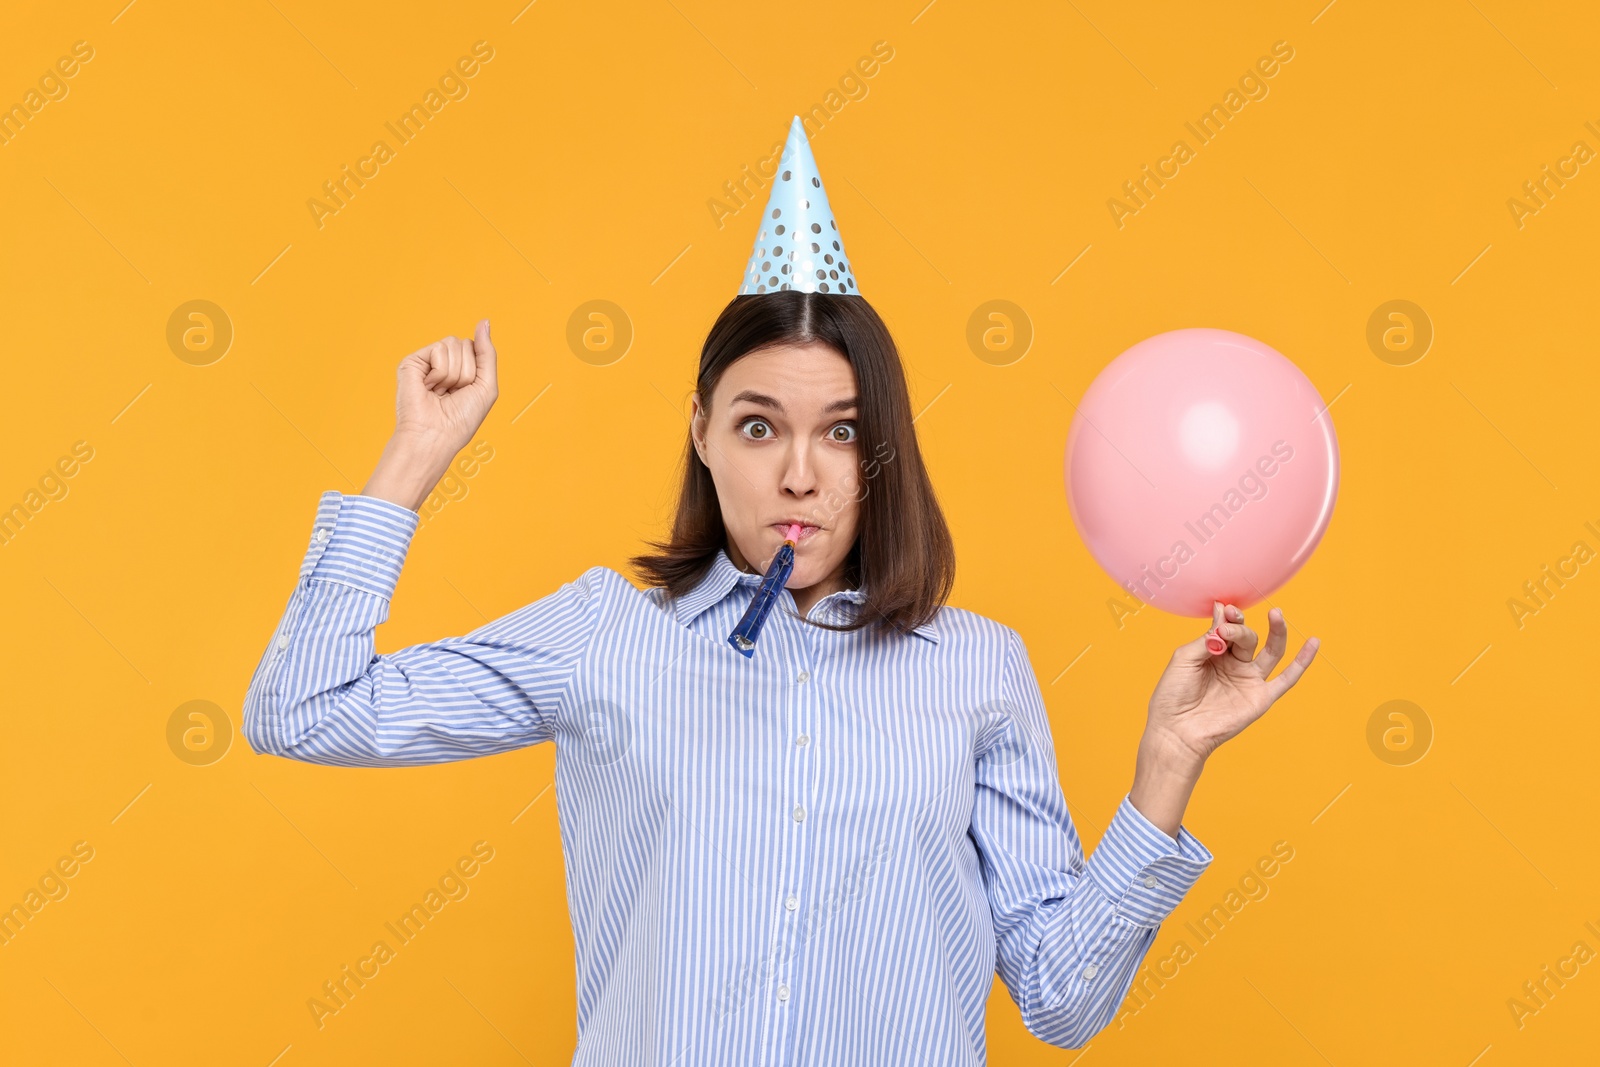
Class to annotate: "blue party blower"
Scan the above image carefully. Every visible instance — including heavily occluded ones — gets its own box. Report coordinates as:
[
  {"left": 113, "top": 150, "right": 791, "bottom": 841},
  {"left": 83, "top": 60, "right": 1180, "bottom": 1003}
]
[{"left": 727, "top": 524, "right": 802, "bottom": 657}]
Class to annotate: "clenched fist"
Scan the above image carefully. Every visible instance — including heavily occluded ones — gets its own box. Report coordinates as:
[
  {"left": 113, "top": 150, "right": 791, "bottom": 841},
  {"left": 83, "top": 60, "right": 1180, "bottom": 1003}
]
[
  {"left": 394, "top": 319, "right": 499, "bottom": 450},
  {"left": 360, "top": 319, "right": 501, "bottom": 512}
]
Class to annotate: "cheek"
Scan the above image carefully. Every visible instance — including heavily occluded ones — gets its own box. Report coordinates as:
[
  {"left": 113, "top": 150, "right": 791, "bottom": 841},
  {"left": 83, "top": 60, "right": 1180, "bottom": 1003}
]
[
  {"left": 825, "top": 460, "right": 867, "bottom": 523},
  {"left": 702, "top": 434, "right": 764, "bottom": 521},
  {"left": 837, "top": 496, "right": 863, "bottom": 535}
]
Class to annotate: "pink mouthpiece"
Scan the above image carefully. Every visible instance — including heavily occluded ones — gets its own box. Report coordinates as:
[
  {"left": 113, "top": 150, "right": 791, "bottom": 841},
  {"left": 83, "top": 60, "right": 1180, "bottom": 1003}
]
[
  {"left": 785, "top": 524, "right": 803, "bottom": 542},
  {"left": 1204, "top": 628, "right": 1227, "bottom": 656}
]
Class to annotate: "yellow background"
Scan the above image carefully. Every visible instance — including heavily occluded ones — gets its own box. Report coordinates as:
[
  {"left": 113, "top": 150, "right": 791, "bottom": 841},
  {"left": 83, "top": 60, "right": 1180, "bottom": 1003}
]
[{"left": 2, "top": 0, "right": 1596, "bottom": 1062}]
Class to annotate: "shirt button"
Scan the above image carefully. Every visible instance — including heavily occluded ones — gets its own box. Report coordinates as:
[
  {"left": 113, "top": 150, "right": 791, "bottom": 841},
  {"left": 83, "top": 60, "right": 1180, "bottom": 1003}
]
[
  {"left": 785, "top": 895, "right": 799, "bottom": 912},
  {"left": 276, "top": 635, "right": 290, "bottom": 650},
  {"left": 1142, "top": 874, "right": 1159, "bottom": 888},
  {"left": 796, "top": 670, "right": 810, "bottom": 683},
  {"left": 792, "top": 806, "right": 806, "bottom": 823},
  {"left": 1082, "top": 963, "right": 1099, "bottom": 980},
  {"left": 314, "top": 528, "right": 330, "bottom": 543},
  {"left": 795, "top": 734, "right": 810, "bottom": 747},
  {"left": 777, "top": 983, "right": 790, "bottom": 1002}
]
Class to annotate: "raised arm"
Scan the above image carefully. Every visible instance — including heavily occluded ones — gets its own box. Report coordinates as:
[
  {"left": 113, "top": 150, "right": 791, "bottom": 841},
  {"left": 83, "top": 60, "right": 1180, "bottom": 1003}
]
[
  {"left": 240, "top": 321, "right": 601, "bottom": 767},
  {"left": 240, "top": 489, "right": 603, "bottom": 766},
  {"left": 971, "top": 628, "right": 1214, "bottom": 1049}
]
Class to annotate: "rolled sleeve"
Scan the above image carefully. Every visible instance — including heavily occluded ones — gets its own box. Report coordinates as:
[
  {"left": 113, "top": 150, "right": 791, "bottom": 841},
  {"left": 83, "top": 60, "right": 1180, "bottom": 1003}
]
[
  {"left": 1084, "top": 793, "right": 1213, "bottom": 928},
  {"left": 299, "top": 490, "right": 421, "bottom": 598}
]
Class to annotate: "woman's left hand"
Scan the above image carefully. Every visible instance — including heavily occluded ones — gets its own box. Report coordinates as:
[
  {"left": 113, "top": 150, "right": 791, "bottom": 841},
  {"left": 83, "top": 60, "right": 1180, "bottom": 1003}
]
[{"left": 1144, "top": 601, "right": 1321, "bottom": 770}]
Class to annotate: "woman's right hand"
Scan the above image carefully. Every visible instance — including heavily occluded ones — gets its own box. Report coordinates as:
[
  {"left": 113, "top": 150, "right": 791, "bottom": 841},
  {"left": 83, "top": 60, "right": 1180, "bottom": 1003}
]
[
  {"left": 360, "top": 319, "right": 499, "bottom": 512},
  {"left": 395, "top": 318, "right": 499, "bottom": 450}
]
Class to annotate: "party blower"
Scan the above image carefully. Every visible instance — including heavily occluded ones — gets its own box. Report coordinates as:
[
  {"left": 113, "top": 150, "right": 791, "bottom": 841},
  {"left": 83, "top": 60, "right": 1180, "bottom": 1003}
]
[{"left": 728, "top": 524, "right": 803, "bottom": 657}]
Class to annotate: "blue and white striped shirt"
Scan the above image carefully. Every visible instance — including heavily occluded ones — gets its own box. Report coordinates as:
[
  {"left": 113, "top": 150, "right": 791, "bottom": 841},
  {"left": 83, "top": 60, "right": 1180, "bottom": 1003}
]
[{"left": 242, "top": 491, "right": 1215, "bottom": 1064}]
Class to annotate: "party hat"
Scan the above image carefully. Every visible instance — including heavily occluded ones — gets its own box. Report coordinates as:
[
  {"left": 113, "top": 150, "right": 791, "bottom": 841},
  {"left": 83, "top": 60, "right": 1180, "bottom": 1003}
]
[{"left": 738, "top": 116, "right": 860, "bottom": 296}]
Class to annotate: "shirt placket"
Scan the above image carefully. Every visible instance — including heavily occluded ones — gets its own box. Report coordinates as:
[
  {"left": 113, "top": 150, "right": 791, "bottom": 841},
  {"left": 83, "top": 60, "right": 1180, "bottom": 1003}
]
[{"left": 759, "top": 595, "right": 822, "bottom": 1067}]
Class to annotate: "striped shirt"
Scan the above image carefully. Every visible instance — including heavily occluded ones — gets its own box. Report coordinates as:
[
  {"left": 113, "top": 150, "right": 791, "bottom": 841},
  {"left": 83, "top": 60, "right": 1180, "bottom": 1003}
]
[{"left": 242, "top": 490, "right": 1215, "bottom": 1064}]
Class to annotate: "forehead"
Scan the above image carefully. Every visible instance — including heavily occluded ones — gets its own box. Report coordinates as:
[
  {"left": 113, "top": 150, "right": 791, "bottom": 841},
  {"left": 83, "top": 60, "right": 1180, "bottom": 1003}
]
[{"left": 715, "top": 342, "right": 858, "bottom": 408}]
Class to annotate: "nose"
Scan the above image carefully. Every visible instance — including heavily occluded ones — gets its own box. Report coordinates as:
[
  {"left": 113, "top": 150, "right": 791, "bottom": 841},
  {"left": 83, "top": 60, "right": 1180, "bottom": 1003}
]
[{"left": 780, "top": 439, "right": 819, "bottom": 500}]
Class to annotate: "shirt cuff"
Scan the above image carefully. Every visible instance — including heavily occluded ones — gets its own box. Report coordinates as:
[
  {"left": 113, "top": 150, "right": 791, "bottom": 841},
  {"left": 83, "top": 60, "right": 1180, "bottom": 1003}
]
[
  {"left": 298, "top": 490, "right": 421, "bottom": 599},
  {"left": 1084, "top": 793, "right": 1214, "bottom": 928}
]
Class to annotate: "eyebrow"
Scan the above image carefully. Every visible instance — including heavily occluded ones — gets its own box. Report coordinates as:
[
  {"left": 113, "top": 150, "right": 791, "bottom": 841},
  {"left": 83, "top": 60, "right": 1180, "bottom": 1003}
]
[{"left": 727, "top": 390, "right": 859, "bottom": 416}]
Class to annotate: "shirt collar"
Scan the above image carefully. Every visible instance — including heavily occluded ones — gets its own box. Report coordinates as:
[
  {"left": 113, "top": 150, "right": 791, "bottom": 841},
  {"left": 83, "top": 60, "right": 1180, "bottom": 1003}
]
[{"left": 671, "top": 547, "right": 939, "bottom": 644}]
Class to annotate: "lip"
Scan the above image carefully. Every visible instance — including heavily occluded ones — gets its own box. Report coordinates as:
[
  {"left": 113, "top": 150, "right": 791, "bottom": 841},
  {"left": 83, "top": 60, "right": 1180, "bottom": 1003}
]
[{"left": 772, "top": 522, "right": 822, "bottom": 542}]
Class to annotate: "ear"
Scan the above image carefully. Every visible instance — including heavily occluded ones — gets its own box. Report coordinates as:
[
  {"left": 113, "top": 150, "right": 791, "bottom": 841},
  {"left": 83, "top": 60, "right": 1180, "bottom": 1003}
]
[{"left": 689, "top": 393, "right": 709, "bottom": 466}]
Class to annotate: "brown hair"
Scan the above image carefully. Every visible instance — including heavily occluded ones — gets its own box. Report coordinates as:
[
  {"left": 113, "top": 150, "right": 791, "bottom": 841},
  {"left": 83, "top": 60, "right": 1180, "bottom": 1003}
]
[{"left": 629, "top": 290, "right": 955, "bottom": 638}]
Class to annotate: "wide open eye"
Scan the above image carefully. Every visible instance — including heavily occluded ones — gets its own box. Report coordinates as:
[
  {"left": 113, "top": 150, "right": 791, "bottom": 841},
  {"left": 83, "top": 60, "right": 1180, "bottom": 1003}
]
[
  {"left": 829, "top": 422, "right": 858, "bottom": 443},
  {"left": 738, "top": 417, "right": 774, "bottom": 440}
]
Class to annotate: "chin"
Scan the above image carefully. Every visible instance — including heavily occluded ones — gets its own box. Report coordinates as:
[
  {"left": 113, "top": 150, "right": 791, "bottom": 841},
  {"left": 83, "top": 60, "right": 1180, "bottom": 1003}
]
[{"left": 789, "top": 558, "right": 840, "bottom": 587}]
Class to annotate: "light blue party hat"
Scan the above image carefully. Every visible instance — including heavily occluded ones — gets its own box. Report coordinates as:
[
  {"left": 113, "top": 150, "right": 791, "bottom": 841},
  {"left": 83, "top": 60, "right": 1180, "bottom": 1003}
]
[{"left": 738, "top": 116, "right": 860, "bottom": 296}]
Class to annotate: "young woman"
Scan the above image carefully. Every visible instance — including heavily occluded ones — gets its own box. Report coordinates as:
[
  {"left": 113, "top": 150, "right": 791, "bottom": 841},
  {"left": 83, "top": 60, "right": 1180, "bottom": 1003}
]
[{"left": 243, "top": 122, "right": 1319, "bottom": 1065}]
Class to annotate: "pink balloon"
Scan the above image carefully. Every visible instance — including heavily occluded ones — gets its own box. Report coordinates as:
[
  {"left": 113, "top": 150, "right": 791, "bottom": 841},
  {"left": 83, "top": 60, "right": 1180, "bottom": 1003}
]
[{"left": 1064, "top": 328, "right": 1339, "bottom": 618}]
